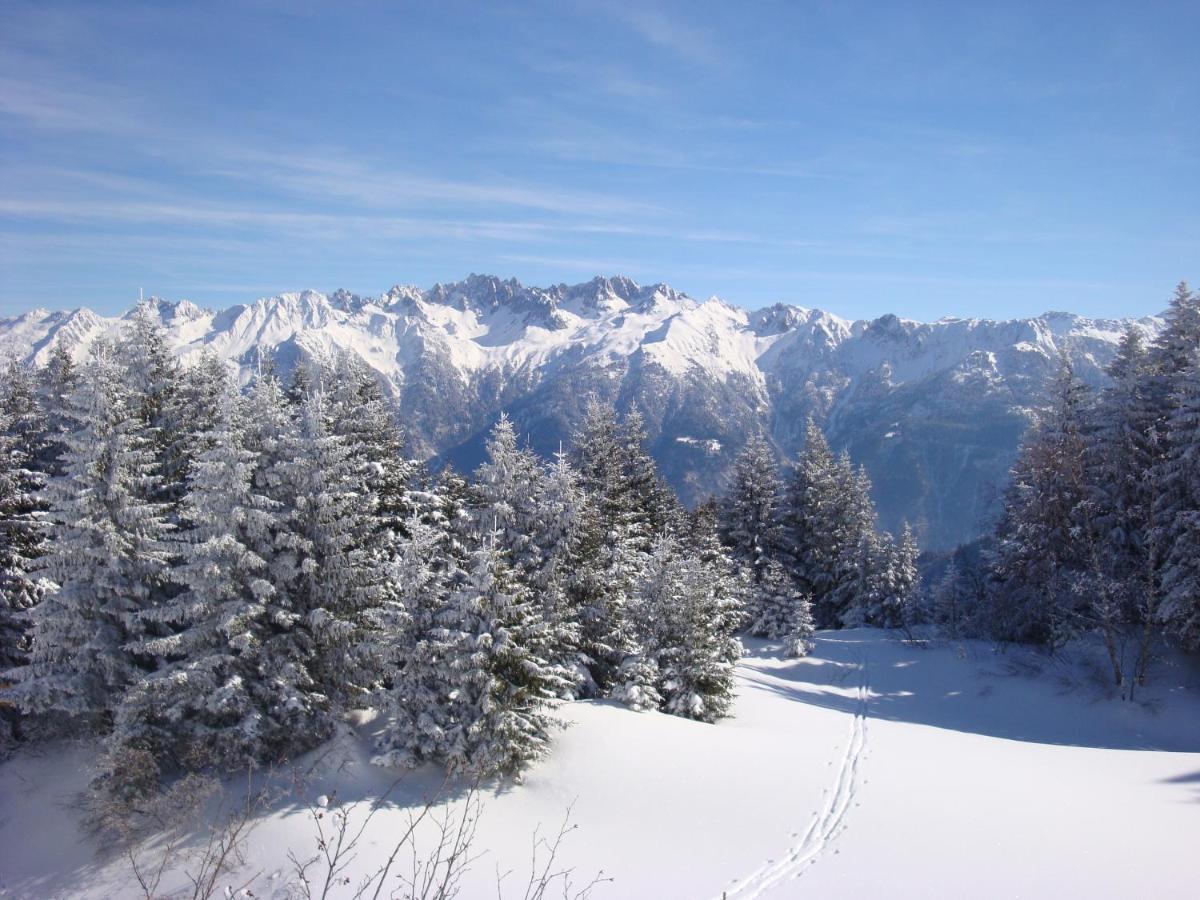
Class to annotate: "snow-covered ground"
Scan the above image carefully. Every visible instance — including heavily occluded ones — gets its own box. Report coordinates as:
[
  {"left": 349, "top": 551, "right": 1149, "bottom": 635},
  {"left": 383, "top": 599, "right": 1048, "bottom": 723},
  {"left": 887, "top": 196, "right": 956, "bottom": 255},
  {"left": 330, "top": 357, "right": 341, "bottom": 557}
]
[{"left": 3, "top": 629, "right": 1198, "bottom": 899}]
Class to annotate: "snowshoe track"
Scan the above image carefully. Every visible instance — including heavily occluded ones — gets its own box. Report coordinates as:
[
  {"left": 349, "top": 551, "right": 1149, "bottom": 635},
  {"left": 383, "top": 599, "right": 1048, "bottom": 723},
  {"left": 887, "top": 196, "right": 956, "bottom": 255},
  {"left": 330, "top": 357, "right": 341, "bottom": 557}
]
[{"left": 718, "top": 646, "right": 870, "bottom": 900}]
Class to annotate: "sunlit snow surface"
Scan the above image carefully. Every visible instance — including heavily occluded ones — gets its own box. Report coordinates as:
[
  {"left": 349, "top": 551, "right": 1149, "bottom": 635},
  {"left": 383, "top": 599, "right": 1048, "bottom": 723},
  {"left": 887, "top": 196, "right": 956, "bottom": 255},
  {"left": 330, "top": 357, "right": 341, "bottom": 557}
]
[{"left": 2, "top": 629, "right": 1197, "bottom": 899}]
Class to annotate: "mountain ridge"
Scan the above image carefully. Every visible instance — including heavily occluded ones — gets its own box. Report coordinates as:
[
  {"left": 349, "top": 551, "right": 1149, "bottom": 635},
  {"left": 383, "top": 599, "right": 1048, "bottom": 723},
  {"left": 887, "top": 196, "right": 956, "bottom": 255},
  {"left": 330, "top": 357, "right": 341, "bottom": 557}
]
[{"left": 0, "top": 275, "right": 1162, "bottom": 550}]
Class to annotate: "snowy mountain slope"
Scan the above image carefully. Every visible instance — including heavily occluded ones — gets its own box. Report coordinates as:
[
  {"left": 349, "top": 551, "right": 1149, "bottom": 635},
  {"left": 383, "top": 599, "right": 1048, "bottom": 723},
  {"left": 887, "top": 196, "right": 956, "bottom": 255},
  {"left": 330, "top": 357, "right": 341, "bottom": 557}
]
[
  {"left": 0, "top": 276, "right": 1161, "bottom": 549},
  {"left": 2, "top": 630, "right": 1197, "bottom": 899}
]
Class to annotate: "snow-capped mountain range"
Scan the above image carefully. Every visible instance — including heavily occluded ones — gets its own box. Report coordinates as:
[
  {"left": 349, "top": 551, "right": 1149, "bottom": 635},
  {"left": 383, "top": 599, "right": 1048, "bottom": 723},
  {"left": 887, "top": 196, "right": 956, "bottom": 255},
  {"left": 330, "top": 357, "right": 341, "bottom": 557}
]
[{"left": 0, "top": 275, "right": 1161, "bottom": 549}]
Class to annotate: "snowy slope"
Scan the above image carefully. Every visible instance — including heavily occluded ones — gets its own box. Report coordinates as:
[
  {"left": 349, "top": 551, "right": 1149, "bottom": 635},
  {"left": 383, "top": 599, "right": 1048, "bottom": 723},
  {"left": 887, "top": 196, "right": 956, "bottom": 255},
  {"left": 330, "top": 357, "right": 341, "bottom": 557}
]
[
  {"left": 1, "top": 630, "right": 1197, "bottom": 899},
  {"left": 0, "top": 276, "right": 1161, "bottom": 548}
]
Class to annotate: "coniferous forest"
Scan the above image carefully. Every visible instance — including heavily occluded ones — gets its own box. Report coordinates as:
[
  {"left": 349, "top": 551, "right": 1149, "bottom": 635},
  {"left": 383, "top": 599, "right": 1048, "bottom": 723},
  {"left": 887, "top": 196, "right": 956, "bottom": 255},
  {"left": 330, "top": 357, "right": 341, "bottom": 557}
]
[
  {"left": 0, "top": 304, "right": 921, "bottom": 799},
  {"left": 933, "top": 282, "right": 1200, "bottom": 696},
  {"left": 4, "top": 283, "right": 1200, "bottom": 809}
]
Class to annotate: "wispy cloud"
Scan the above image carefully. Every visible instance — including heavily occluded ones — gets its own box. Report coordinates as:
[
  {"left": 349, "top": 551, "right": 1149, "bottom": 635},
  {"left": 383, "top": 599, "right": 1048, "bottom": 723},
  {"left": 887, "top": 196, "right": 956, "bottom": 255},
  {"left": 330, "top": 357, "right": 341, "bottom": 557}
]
[
  {"left": 525, "top": 58, "right": 671, "bottom": 102},
  {"left": 592, "top": 3, "right": 720, "bottom": 65},
  {"left": 0, "top": 75, "right": 143, "bottom": 133},
  {"left": 208, "top": 147, "right": 661, "bottom": 218}
]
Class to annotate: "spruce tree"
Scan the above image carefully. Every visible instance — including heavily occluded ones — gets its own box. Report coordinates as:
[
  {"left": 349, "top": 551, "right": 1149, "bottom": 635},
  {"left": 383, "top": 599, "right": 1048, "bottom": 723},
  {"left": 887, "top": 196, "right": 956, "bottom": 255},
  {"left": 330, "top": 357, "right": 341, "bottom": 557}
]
[
  {"left": 369, "top": 514, "right": 456, "bottom": 768},
  {"left": 568, "top": 402, "right": 648, "bottom": 692},
  {"left": 0, "top": 365, "right": 47, "bottom": 674},
  {"left": 632, "top": 535, "right": 741, "bottom": 722},
  {"left": 887, "top": 523, "right": 922, "bottom": 629},
  {"left": 783, "top": 421, "right": 885, "bottom": 628},
  {"left": 720, "top": 434, "right": 786, "bottom": 630},
  {"left": 117, "top": 304, "right": 183, "bottom": 509},
  {"left": 431, "top": 532, "right": 571, "bottom": 776},
  {"left": 472, "top": 415, "right": 547, "bottom": 578},
  {"left": 720, "top": 435, "right": 783, "bottom": 580},
  {"left": 325, "top": 351, "right": 415, "bottom": 546},
  {"left": 1158, "top": 354, "right": 1200, "bottom": 650},
  {"left": 782, "top": 584, "right": 816, "bottom": 659},
  {"left": 5, "top": 343, "right": 172, "bottom": 729},
  {"left": 280, "top": 390, "right": 384, "bottom": 704},
  {"left": 988, "top": 357, "right": 1092, "bottom": 647},
  {"left": 933, "top": 562, "right": 964, "bottom": 638},
  {"left": 111, "top": 385, "right": 326, "bottom": 770},
  {"left": 35, "top": 341, "right": 77, "bottom": 478}
]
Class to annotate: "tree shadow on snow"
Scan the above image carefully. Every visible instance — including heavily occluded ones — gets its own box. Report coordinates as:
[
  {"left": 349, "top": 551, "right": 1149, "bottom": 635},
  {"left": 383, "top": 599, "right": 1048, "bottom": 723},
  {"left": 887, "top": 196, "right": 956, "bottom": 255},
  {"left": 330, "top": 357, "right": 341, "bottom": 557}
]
[
  {"left": 1159, "top": 770, "right": 1200, "bottom": 803},
  {"left": 0, "top": 727, "right": 515, "bottom": 899},
  {"left": 739, "top": 630, "right": 1200, "bottom": 752}
]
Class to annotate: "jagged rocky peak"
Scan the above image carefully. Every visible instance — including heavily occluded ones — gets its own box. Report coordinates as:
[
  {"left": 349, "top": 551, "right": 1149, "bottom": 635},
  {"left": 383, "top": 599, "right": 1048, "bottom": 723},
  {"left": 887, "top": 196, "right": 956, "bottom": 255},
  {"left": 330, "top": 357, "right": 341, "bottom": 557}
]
[
  {"left": 328, "top": 288, "right": 374, "bottom": 312},
  {"left": 134, "top": 296, "right": 208, "bottom": 324},
  {"left": 0, "top": 273, "right": 1163, "bottom": 550},
  {"left": 864, "top": 312, "right": 921, "bottom": 344},
  {"left": 750, "top": 303, "right": 809, "bottom": 335},
  {"left": 426, "top": 274, "right": 523, "bottom": 313},
  {"left": 248, "top": 290, "right": 335, "bottom": 330},
  {"left": 382, "top": 284, "right": 424, "bottom": 309}
]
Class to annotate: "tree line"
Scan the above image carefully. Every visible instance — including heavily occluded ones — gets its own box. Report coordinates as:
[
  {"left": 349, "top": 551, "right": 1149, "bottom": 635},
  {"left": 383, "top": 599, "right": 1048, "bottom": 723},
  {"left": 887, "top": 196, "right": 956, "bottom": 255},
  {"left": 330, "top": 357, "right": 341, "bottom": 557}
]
[
  {"left": 932, "top": 281, "right": 1200, "bottom": 695},
  {"left": 0, "top": 305, "right": 919, "bottom": 796}
]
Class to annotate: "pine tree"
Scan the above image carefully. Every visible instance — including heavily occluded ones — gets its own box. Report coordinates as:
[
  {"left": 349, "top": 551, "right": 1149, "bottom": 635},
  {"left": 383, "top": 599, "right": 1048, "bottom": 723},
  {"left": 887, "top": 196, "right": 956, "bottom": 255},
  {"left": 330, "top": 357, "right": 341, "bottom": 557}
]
[
  {"left": 746, "top": 560, "right": 793, "bottom": 638},
  {"left": 238, "top": 374, "right": 341, "bottom": 744},
  {"left": 0, "top": 365, "right": 47, "bottom": 674},
  {"left": 1089, "top": 328, "right": 1157, "bottom": 611},
  {"left": 720, "top": 435, "right": 785, "bottom": 630},
  {"left": 369, "top": 514, "right": 457, "bottom": 768},
  {"left": 632, "top": 535, "right": 741, "bottom": 722},
  {"left": 888, "top": 523, "right": 922, "bottom": 628},
  {"left": 431, "top": 532, "right": 571, "bottom": 776},
  {"left": 932, "top": 562, "right": 964, "bottom": 638},
  {"left": 529, "top": 445, "right": 585, "bottom": 694},
  {"left": 782, "top": 421, "right": 885, "bottom": 628},
  {"left": 158, "top": 349, "right": 232, "bottom": 500},
  {"left": 325, "top": 351, "right": 416, "bottom": 545},
  {"left": 111, "top": 385, "right": 328, "bottom": 770},
  {"left": 471, "top": 415, "right": 548, "bottom": 578},
  {"left": 35, "top": 341, "right": 77, "bottom": 478},
  {"left": 4, "top": 343, "right": 172, "bottom": 729},
  {"left": 279, "top": 390, "right": 384, "bottom": 704},
  {"left": 568, "top": 402, "right": 651, "bottom": 692},
  {"left": 117, "top": 303, "right": 183, "bottom": 509},
  {"left": 1158, "top": 354, "right": 1200, "bottom": 650},
  {"left": 1151, "top": 281, "right": 1200, "bottom": 378},
  {"left": 987, "top": 356, "right": 1092, "bottom": 648},
  {"left": 782, "top": 585, "right": 816, "bottom": 659}
]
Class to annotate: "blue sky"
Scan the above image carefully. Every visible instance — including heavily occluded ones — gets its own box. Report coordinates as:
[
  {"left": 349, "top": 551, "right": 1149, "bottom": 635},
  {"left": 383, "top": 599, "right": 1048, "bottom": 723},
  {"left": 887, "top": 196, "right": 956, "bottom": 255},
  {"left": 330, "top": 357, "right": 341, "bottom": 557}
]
[{"left": 1, "top": 1, "right": 1196, "bottom": 320}]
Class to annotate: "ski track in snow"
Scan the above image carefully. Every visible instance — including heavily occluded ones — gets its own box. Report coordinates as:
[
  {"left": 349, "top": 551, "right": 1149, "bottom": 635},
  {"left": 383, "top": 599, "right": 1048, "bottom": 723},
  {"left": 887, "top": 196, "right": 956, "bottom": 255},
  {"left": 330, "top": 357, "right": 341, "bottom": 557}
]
[{"left": 718, "top": 645, "right": 870, "bottom": 900}]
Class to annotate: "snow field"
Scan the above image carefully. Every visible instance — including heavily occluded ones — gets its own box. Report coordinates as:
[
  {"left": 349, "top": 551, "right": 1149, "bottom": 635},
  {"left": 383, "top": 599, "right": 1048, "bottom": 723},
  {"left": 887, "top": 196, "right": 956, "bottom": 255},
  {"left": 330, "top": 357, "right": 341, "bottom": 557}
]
[{"left": 2, "top": 629, "right": 1198, "bottom": 899}]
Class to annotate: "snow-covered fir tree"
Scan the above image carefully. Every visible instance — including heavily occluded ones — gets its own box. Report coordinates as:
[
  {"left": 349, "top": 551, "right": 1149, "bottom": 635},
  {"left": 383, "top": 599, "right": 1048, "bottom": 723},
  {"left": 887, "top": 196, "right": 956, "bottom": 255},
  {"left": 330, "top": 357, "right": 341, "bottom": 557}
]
[
  {"left": 158, "top": 348, "right": 232, "bottom": 499},
  {"left": 325, "top": 351, "right": 416, "bottom": 546},
  {"left": 434, "top": 531, "right": 572, "bottom": 776},
  {"left": 888, "top": 523, "right": 922, "bottom": 629},
  {"left": 720, "top": 435, "right": 784, "bottom": 582},
  {"left": 369, "top": 513, "right": 458, "bottom": 768},
  {"left": 278, "top": 389, "right": 385, "bottom": 705},
  {"left": 34, "top": 341, "right": 77, "bottom": 478},
  {"left": 782, "top": 420, "right": 891, "bottom": 629},
  {"left": 1157, "top": 352, "right": 1200, "bottom": 650},
  {"left": 109, "top": 383, "right": 333, "bottom": 774},
  {"left": 782, "top": 581, "right": 816, "bottom": 659},
  {"left": 631, "top": 534, "right": 742, "bottom": 722},
  {"left": 987, "top": 356, "right": 1092, "bottom": 648},
  {"left": 720, "top": 434, "right": 787, "bottom": 630},
  {"left": 0, "top": 365, "right": 48, "bottom": 673},
  {"left": 1088, "top": 328, "right": 1158, "bottom": 617},
  {"left": 116, "top": 304, "right": 185, "bottom": 510},
  {"left": 932, "top": 562, "right": 964, "bottom": 638},
  {"left": 568, "top": 401, "right": 658, "bottom": 693},
  {"left": 746, "top": 560, "right": 799, "bottom": 639},
  {"left": 4, "top": 342, "right": 172, "bottom": 730},
  {"left": 471, "top": 415, "right": 551, "bottom": 578}
]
